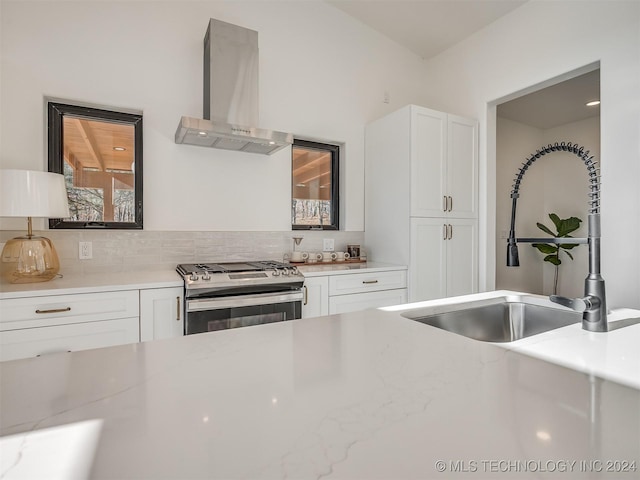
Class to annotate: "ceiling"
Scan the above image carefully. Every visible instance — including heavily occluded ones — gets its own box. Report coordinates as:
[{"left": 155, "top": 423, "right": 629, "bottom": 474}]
[
  {"left": 326, "top": 0, "right": 528, "bottom": 59},
  {"left": 326, "top": 1, "right": 599, "bottom": 129},
  {"left": 497, "top": 70, "right": 600, "bottom": 129}
]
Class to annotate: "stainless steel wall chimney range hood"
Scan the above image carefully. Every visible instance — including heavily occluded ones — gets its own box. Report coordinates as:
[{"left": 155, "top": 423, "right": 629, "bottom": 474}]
[{"left": 175, "top": 19, "right": 293, "bottom": 155}]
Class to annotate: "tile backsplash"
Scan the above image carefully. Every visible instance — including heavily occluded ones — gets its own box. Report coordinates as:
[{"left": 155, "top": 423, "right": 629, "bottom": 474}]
[{"left": 0, "top": 230, "right": 364, "bottom": 274}]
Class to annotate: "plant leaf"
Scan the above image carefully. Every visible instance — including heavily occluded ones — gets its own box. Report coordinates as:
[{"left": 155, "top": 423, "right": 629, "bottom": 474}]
[
  {"left": 549, "top": 213, "right": 562, "bottom": 231},
  {"left": 544, "top": 254, "right": 561, "bottom": 266},
  {"left": 559, "top": 243, "right": 579, "bottom": 250},
  {"left": 558, "top": 216, "right": 582, "bottom": 236},
  {"left": 536, "top": 222, "right": 555, "bottom": 237},
  {"left": 532, "top": 243, "right": 557, "bottom": 254},
  {"left": 565, "top": 251, "right": 574, "bottom": 260}
]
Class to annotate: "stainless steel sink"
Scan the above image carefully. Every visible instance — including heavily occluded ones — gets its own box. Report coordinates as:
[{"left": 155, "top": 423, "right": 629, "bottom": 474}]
[{"left": 401, "top": 295, "right": 581, "bottom": 342}]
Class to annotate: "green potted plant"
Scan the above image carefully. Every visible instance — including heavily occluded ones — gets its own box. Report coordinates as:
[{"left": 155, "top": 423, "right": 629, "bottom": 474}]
[{"left": 532, "top": 213, "right": 582, "bottom": 295}]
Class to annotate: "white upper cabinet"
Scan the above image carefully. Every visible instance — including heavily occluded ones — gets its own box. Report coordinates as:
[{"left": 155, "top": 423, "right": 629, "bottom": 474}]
[
  {"left": 411, "top": 108, "right": 447, "bottom": 217},
  {"left": 410, "top": 106, "right": 478, "bottom": 219}
]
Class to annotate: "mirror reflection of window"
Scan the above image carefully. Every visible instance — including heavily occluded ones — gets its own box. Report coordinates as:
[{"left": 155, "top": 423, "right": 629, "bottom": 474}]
[
  {"left": 292, "top": 140, "right": 339, "bottom": 230},
  {"left": 48, "top": 101, "right": 143, "bottom": 229},
  {"left": 62, "top": 117, "right": 135, "bottom": 223}
]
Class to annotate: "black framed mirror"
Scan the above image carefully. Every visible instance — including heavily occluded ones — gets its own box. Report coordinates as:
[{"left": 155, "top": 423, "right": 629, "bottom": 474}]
[{"left": 47, "top": 101, "right": 143, "bottom": 229}]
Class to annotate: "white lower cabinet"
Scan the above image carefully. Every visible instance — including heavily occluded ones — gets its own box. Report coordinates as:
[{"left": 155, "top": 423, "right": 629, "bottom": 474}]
[
  {"left": 329, "top": 288, "right": 407, "bottom": 315},
  {"left": 302, "top": 268, "right": 407, "bottom": 318},
  {"left": 0, "top": 290, "right": 140, "bottom": 362},
  {"left": 302, "top": 276, "right": 329, "bottom": 318},
  {"left": 410, "top": 217, "right": 477, "bottom": 301},
  {"left": 139, "top": 287, "right": 184, "bottom": 341},
  {"left": 0, "top": 317, "right": 139, "bottom": 362}
]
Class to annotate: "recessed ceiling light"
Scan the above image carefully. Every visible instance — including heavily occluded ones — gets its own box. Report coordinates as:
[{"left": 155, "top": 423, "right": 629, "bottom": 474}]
[
  {"left": 113, "top": 146, "right": 126, "bottom": 151},
  {"left": 269, "top": 141, "right": 275, "bottom": 145},
  {"left": 198, "top": 131, "right": 207, "bottom": 136},
  {"left": 296, "top": 183, "right": 306, "bottom": 187},
  {"left": 586, "top": 100, "right": 600, "bottom": 107}
]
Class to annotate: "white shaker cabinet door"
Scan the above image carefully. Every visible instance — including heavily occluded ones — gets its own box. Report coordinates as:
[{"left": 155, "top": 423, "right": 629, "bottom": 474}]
[
  {"left": 446, "top": 219, "right": 478, "bottom": 297},
  {"left": 410, "top": 107, "right": 447, "bottom": 217},
  {"left": 447, "top": 115, "right": 478, "bottom": 219},
  {"left": 139, "top": 287, "right": 184, "bottom": 342},
  {"left": 409, "top": 218, "right": 477, "bottom": 302},
  {"left": 302, "top": 276, "right": 329, "bottom": 319},
  {"left": 410, "top": 218, "right": 447, "bottom": 302}
]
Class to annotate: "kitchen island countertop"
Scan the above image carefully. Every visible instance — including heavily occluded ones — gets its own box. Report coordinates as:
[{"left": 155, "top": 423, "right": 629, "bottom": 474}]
[{"left": 1, "top": 291, "right": 639, "bottom": 479}]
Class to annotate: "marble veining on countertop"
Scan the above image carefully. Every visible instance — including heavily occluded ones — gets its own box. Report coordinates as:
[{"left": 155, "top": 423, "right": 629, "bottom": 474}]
[{"left": 1, "top": 290, "right": 638, "bottom": 479}]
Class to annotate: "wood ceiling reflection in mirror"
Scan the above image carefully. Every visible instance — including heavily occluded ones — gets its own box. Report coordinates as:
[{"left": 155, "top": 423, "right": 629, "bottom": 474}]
[
  {"left": 292, "top": 147, "right": 332, "bottom": 201},
  {"left": 48, "top": 101, "right": 143, "bottom": 229}
]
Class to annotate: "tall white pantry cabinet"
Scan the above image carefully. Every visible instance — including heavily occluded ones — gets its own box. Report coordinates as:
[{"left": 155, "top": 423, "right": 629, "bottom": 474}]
[{"left": 365, "top": 105, "right": 478, "bottom": 302}]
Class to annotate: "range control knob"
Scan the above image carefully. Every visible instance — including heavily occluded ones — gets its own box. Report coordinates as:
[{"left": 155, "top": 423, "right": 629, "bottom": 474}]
[
  {"left": 282, "top": 268, "right": 290, "bottom": 276},
  {"left": 190, "top": 272, "right": 199, "bottom": 281},
  {"left": 272, "top": 269, "right": 280, "bottom": 276},
  {"left": 202, "top": 272, "right": 211, "bottom": 281},
  {"left": 290, "top": 267, "right": 299, "bottom": 275}
]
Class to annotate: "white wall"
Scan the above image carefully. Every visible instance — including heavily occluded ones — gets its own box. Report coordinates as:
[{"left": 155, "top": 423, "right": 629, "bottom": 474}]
[
  {"left": 424, "top": 0, "right": 640, "bottom": 308},
  {"left": 0, "top": 0, "right": 431, "bottom": 232}
]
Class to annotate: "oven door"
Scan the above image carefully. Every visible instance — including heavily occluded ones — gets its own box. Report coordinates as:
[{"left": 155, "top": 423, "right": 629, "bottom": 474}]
[{"left": 185, "top": 290, "right": 303, "bottom": 335}]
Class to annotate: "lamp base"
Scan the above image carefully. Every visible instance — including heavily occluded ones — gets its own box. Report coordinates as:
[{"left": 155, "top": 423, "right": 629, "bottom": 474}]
[{"left": 1, "top": 235, "right": 61, "bottom": 283}]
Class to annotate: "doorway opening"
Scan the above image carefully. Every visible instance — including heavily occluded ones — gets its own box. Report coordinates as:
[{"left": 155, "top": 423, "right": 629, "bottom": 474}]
[{"left": 494, "top": 67, "right": 601, "bottom": 297}]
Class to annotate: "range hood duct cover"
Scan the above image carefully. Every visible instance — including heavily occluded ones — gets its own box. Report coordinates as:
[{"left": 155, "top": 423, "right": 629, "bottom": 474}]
[{"left": 175, "top": 18, "right": 292, "bottom": 155}]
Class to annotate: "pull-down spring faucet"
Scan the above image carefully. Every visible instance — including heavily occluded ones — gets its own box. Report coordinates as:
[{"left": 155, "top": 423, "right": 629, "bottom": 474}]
[{"left": 506, "top": 142, "right": 608, "bottom": 332}]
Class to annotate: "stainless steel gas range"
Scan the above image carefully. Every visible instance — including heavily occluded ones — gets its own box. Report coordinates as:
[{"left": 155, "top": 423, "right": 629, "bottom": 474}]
[{"left": 176, "top": 261, "right": 304, "bottom": 335}]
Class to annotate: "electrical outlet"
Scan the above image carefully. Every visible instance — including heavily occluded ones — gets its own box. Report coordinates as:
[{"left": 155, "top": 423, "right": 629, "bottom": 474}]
[
  {"left": 323, "top": 238, "right": 335, "bottom": 252},
  {"left": 79, "top": 241, "right": 93, "bottom": 260}
]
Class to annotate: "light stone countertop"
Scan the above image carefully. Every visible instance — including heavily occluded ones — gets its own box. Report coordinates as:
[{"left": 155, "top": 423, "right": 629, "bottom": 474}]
[
  {"left": 0, "top": 270, "right": 184, "bottom": 299},
  {"left": 296, "top": 261, "right": 407, "bottom": 277},
  {"left": 0, "top": 263, "right": 406, "bottom": 299},
  {"left": 1, "top": 290, "right": 638, "bottom": 479}
]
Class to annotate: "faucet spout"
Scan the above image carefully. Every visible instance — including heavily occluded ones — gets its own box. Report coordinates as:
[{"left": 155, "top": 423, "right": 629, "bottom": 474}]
[{"left": 505, "top": 143, "right": 607, "bottom": 332}]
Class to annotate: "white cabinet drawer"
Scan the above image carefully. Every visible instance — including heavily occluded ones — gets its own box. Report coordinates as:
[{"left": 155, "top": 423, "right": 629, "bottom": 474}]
[
  {"left": 329, "top": 289, "right": 408, "bottom": 315},
  {"left": 0, "top": 290, "right": 139, "bottom": 331},
  {"left": 0, "top": 317, "right": 140, "bottom": 362},
  {"left": 329, "top": 270, "right": 407, "bottom": 296}
]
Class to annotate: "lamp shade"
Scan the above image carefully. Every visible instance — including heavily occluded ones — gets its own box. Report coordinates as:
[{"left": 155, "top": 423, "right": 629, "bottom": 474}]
[{"left": 0, "top": 169, "right": 70, "bottom": 218}]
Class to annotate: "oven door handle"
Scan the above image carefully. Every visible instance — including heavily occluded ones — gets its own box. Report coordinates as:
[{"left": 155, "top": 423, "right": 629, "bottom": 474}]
[{"left": 187, "top": 291, "right": 303, "bottom": 312}]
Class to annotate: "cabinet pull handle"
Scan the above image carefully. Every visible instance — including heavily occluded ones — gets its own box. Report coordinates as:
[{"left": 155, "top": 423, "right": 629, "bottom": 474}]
[
  {"left": 448, "top": 196, "right": 453, "bottom": 212},
  {"left": 176, "top": 296, "right": 181, "bottom": 321},
  {"left": 443, "top": 196, "right": 447, "bottom": 212},
  {"left": 448, "top": 224, "right": 453, "bottom": 240},
  {"left": 303, "top": 286, "right": 308, "bottom": 305},
  {"left": 443, "top": 224, "right": 447, "bottom": 240},
  {"left": 362, "top": 280, "right": 379, "bottom": 284},
  {"left": 37, "top": 350, "right": 72, "bottom": 357},
  {"left": 35, "top": 307, "right": 71, "bottom": 314}
]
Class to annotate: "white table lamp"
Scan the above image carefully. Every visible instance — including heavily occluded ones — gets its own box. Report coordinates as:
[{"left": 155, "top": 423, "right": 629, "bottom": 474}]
[{"left": 0, "top": 169, "right": 70, "bottom": 283}]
